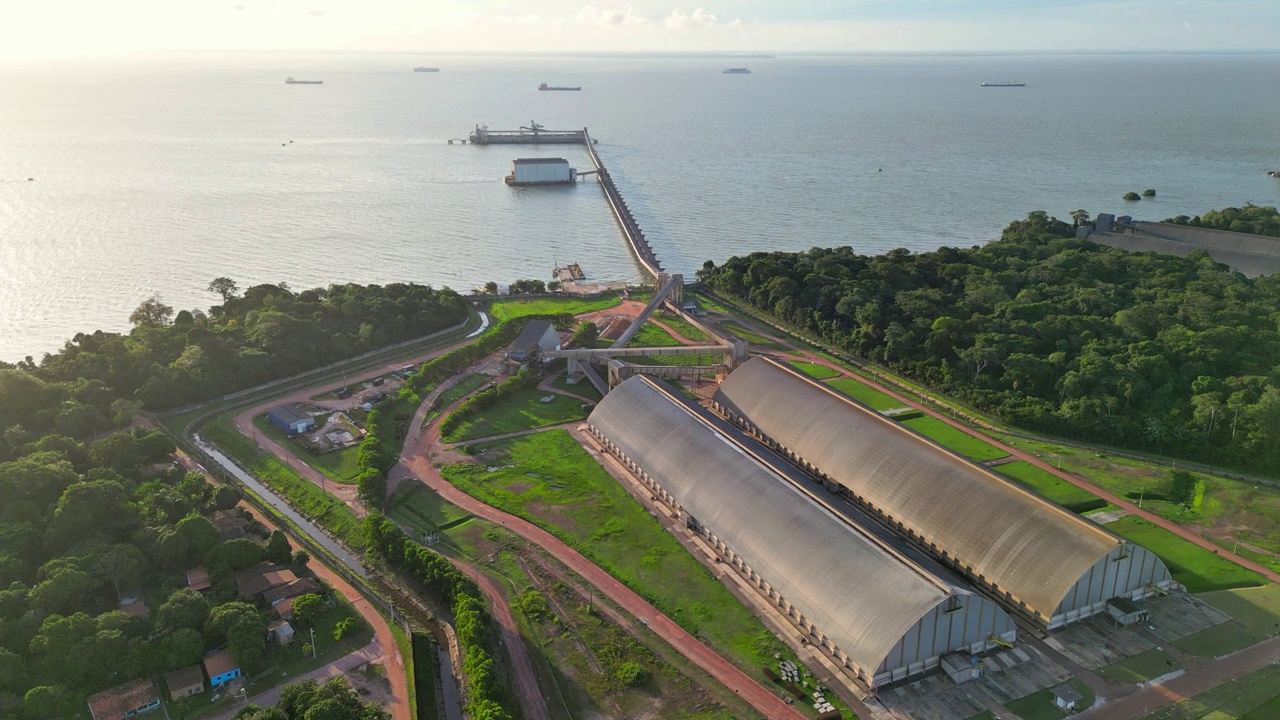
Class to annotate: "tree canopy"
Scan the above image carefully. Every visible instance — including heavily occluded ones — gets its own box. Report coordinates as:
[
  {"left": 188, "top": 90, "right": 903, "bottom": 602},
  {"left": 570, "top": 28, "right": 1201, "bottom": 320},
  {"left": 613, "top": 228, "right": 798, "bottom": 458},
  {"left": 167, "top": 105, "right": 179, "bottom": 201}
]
[{"left": 700, "top": 210, "right": 1280, "bottom": 471}]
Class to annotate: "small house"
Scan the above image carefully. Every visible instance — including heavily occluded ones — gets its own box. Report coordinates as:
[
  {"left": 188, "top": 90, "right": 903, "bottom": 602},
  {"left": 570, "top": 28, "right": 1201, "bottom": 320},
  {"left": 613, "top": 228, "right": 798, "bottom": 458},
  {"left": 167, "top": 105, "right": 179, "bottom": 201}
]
[
  {"left": 234, "top": 564, "right": 298, "bottom": 598},
  {"left": 203, "top": 649, "right": 242, "bottom": 688},
  {"left": 1107, "top": 596, "right": 1148, "bottom": 627},
  {"left": 164, "top": 665, "right": 205, "bottom": 701},
  {"left": 186, "top": 566, "right": 211, "bottom": 592},
  {"left": 120, "top": 598, "right": 150, "bottom": 619},
  {"left": 264, "top": 577, "right": 323, "bottom": 606},
  {"left": 507, "top": 319, "right": 561, "bottom": 362},
  {"left": 273, "top": 596, "right": 298, "bottom": 621},
  {"left": 87, "top": 679, "right": 161, "bottom": 720},
  {"left": 268, "top": 620, "right": 296, "bottom": 645},
  {"left": 1052, "top": 684, "right": 1084, "bottom": 711},
  {"left": 266, "top": 404, "right": 316, "bottom": 435}
]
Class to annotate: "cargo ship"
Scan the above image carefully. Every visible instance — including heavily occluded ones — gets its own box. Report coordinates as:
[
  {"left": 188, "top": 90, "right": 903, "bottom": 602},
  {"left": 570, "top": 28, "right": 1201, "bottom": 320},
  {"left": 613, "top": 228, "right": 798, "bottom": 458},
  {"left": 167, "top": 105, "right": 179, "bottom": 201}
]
[
  {"left": 414, "top": 67, "right": 440, "bottom": 72},
  {"left": 722, "top": 68, "right": 751, "bottom": 74},
  {"left": 285, "top": 77, "right": 323, "bottom": 84},
  {"left": 538, "top": 83, "right": 581, "bottom": 91},
  {"left": 980, "top": 81, "right": 1025, "bottom": 87}
]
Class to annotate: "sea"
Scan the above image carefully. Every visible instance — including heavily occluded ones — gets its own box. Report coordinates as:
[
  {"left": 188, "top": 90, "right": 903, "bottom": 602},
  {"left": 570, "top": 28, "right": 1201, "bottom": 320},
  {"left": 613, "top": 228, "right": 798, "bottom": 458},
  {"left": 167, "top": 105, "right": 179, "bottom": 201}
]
[{"left": 2, "top": 52, "right": 1279, "bottom": 361}]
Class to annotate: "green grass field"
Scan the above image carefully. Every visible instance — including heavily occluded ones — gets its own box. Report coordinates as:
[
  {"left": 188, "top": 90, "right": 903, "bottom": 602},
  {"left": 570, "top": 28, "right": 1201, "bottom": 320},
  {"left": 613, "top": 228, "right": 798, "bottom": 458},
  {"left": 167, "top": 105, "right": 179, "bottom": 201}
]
[
  {"left": 428, "top": 373, "right": 493, "bottom": 422},
  {"left": 824, "top": 377, "right": 910, "bottom": 412},
  {"left": 389, "top": 483, "right": 473, "bottom": 535},
  {"left": 1096, "top": 648, "right": 1182, "bottom": 684},
  {"left": 552, "top": 372, "right": 602, "bottom": 400},
  {"left": 788, "top": 361, "right": 841, "bottom": 380},
  {"left": 1004, "top": 679, "right": 1094, "bottom": 720},
  {"left": 995, "top": 461, "right": 1107, "bottom": 513},
  {"left": 439, "top": 430, "right": 796, "bottom": 675},
  {"left": 1135, "top": 665, "right": 1280, "bottom": 719},
  {"left": 897, "top": 414, "right": 1008, "bottom": 462},
  {"left": 654, "top": 312, "right": 710, "bottom": 342},
  {"left": 1105, "top": 516, "right": 1265, "bottom": 593},
  {"left": 203, "top": 415, "right": 367, "bottom": 549},
  {"left": 252, "top": 414, "right": 362, "bottom": 485},
  {"left": 716, "top": 320, "right": 787, "bottom": 352},
  {"left": 629, "top": 322, "right": 683, "bottom": 347},
  {"left": 490, "top": 295, "right": 621, "bottom": 322},
  {"left": 1174, "top": 585, "right": 1280, "bottom": 656},
  {"left": 443, "top": 387, "right": 590, "bottom": 443}
]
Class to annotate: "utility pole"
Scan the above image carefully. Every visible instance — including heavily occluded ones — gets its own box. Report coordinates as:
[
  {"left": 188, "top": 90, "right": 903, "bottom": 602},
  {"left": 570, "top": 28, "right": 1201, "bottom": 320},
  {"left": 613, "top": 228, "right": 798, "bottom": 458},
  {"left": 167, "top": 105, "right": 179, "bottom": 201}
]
[{"left": 311, "top": 627, "right": 317, "bottom": 659}]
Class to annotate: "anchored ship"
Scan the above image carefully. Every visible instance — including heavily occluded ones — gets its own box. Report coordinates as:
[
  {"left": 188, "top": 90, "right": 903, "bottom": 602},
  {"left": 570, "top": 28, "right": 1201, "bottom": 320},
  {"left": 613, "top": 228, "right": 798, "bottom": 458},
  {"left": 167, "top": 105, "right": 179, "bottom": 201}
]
[
  {"left": 413, "top": 66, "right": 440, "bottom": 72},
  {"left": 980, "top": 81, "right": 1025, "bottom": 87},
  {"left": 285, "top": 77, "right": 323, "bottom": 84},
  {"left": 538, "top": 83, "right": 581, "bottom": 91},
  {"left": 722, "top": 68, "right": 751, "bottom": 74}
]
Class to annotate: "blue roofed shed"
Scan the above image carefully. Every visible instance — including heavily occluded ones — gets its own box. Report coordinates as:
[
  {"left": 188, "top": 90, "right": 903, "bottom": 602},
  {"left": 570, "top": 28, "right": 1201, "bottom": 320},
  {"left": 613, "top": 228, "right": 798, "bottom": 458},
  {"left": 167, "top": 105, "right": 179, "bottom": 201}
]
[{"left": 266, "top": 404, "right": 316, "bottom": 435}]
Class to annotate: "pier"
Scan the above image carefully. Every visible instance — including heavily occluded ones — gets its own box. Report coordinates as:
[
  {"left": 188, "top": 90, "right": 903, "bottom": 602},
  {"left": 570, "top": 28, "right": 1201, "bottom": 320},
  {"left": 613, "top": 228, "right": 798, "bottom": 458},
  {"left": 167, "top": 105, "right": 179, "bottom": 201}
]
[
  {"left": 582, "top": 128, "right": 663, "bottom": 282},
  {"left": 469, "top": 123, "right": 586, "bottom": 145}
]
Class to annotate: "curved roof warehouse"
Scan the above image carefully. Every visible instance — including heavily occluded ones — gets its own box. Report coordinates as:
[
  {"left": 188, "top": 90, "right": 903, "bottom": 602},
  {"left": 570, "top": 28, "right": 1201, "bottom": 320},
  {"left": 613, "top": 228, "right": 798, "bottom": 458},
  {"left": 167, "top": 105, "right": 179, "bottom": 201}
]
[
  {"left": 587, "top": 376, "right": 1016, "bottom": 688},
  {"left": 712, "top": 357, "right": 1175, "bottom": 629}
]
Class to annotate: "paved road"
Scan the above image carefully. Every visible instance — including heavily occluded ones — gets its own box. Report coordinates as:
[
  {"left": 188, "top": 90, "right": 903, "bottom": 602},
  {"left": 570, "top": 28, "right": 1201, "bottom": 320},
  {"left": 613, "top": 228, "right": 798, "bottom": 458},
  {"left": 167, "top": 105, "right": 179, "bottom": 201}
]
[
  {"left": 398, "top": 384, "right": 806, "bottom": 720},
  {"left": 219, "top": 338, "right": 552, "bottom": 720},
  {"left": 174, "top": 450, "right": 410, "bottom": 720}
]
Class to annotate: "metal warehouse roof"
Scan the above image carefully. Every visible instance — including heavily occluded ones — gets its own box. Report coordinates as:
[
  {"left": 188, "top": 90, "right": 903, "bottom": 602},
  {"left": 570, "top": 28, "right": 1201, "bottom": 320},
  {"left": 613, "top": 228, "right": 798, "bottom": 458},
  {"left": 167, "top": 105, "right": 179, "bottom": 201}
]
[
  {"left": 712, "top": 357, "right": 1124, "bottom": 622},
  {"left": 266, "top": 403, "right": 312, "bottom": 425},
  {"left": 588, "top": 375, "right": 1004, "bottom": 678},
  {"left": 513, "top": 157, "right": 569, "bottom": 164}
]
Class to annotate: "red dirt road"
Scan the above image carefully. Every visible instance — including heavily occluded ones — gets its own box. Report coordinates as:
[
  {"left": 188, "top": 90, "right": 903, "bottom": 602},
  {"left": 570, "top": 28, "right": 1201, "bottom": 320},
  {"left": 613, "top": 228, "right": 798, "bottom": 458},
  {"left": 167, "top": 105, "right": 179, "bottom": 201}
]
[
  {"left": 399, "top": 391, "right": 805, "bottom": 720},
  {"left": 455, "top": 564, "right": 552, "bottom": 720},
  {"left": 174, "top": 450, "right": 411, "bottom": 720}
]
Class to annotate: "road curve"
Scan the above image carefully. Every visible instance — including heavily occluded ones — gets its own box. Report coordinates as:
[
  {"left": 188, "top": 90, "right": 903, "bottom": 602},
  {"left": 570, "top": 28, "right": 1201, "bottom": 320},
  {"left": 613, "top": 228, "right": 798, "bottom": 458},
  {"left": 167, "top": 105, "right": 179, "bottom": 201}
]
[
  {"left": 399, "top": 381, "right": 805, "bottom": 720},
  {"left": 174, "top": 450, "right": 410, "bottom": 720}
]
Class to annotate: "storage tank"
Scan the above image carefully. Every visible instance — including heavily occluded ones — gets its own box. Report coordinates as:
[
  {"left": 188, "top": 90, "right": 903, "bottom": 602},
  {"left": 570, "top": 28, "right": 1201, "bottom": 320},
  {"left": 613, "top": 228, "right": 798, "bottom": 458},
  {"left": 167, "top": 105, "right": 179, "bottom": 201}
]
[{"left": 506, "top": 157, "right": 576, "bottom": 185}]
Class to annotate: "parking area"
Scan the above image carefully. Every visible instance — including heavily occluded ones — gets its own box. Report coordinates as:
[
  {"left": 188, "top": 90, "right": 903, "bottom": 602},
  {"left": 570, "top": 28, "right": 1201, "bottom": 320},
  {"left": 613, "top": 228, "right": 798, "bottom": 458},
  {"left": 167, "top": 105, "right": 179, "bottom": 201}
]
[
  {"left": 1145, "top": 593, "right": 1232, "bottom": 643},
  {"left": 1045, "top": 617, "right": 1155, "bottom": 669}
]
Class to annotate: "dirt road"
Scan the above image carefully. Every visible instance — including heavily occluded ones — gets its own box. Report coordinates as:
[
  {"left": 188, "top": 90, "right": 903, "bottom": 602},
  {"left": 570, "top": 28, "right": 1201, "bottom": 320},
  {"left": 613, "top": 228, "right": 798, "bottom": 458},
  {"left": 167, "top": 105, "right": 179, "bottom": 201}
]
[
  {"left": 174, "top": 450, "right": 410, "bottom": 720},
  {"left": 398, "top": 390, "right": 805, "bottom": 720},
  {"left": 455, "top": 564, "right": 552, "bottom": 720}
]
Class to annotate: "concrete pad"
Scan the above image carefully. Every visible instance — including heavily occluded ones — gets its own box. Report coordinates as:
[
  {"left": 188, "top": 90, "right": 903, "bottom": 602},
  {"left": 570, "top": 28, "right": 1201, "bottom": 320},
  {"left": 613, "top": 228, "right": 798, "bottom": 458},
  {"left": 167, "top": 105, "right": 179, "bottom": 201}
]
[{"left": 1013, "top": 647, "right": 1031, "bottom": 663}]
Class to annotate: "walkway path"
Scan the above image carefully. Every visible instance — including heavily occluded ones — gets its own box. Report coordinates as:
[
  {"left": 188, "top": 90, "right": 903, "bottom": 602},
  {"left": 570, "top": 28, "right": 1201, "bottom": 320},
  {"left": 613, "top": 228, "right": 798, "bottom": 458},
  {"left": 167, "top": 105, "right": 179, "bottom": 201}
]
[
  {"left": 723, "top": 314, "right": 1280, "bottom": 586},
  {"left": 397, "top": 381, "right": 805, "bottom": 720}
]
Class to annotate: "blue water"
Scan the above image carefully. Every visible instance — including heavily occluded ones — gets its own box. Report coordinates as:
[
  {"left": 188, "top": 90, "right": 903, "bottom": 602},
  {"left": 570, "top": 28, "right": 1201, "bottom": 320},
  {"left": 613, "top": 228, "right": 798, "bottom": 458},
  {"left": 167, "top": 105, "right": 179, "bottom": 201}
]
[{"left": 2, "top": 52, "right": 1278, "bottom": 360}]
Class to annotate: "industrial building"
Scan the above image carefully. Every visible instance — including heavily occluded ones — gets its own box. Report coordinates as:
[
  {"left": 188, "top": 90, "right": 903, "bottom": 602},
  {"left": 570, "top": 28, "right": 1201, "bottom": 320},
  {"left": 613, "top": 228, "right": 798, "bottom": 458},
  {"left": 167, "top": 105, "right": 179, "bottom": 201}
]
[
  {"left": 712, "top": 357, "right": 1176, "bottom": 629},
  {"left": 587, "top": 376, "right": 1017, "bottom": 689},
  {"left": 266, "top": 404, "right": 315, "bottom": 435},
  {"left": 505, "top": 157, "right": 577, "bottom": 185}
]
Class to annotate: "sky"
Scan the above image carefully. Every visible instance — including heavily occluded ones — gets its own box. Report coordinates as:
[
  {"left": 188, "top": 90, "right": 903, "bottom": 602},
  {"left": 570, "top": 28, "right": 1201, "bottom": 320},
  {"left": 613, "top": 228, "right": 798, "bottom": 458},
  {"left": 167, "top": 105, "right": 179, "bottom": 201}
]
[{"left": 0, "top": 0, "right": 1277, "bottom": 60}]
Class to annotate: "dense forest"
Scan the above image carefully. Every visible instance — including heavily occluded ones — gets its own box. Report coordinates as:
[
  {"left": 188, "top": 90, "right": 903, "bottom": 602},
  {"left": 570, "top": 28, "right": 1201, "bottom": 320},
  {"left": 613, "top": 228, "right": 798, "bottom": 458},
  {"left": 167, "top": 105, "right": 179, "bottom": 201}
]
[
  {"left": 699, "top": 208, "right": 1280, "bottom": 471},
  {"left": 0, "top": 279, "right": 467, "bottom": 436},
  {"left": 0, "top": 279, "right": 468, "bottom": 716},
  {"left": 233, "top": 677, "right": 390, "bottom": 720},
  {"left": 1166, "top": 203, "right": 1280, "bottom": 238}
]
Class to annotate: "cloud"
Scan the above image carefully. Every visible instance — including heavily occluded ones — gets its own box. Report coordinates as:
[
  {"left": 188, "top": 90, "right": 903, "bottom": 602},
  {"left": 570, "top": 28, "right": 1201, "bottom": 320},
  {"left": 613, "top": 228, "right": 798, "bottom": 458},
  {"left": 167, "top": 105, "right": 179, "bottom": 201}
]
[
  {"left": 728, "top": 18, "right": 742, "bottom": 29},
  {"left": 308, "top": 9, "right": 325, "bottom": 17},
  {"left": 493, "top": 13, "right": 544, "bottom": 24},
  {"left": 233, "top": 4, "right": 245, "bottom": 10},
  {"left": 665, "top": 7, "right": 717, "bottom": 30},
  {"left": 576, "top": 5, "right": 648, "bottom": 27}
]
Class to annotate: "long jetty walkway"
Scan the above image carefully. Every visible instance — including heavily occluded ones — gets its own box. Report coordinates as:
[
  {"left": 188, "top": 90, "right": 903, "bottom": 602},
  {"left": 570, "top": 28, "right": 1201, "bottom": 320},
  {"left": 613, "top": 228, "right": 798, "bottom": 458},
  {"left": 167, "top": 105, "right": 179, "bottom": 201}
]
[{"left": 582, "top": 129, "right": 663, "bottom": 281}]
